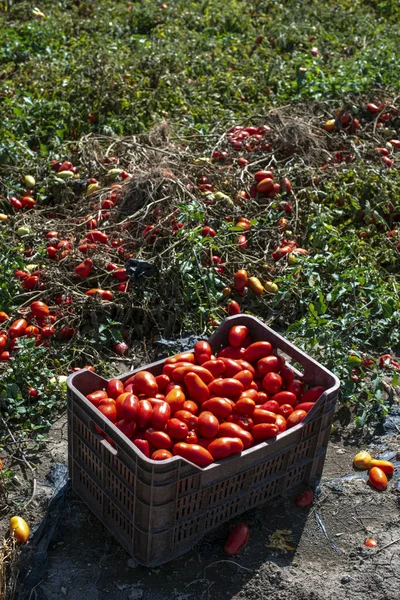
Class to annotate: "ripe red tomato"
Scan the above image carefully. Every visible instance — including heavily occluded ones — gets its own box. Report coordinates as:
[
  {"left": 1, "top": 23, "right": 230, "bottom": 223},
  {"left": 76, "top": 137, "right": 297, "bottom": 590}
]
[
  {"left": 286, "top": 409, "right": 307, "bottom": 429},
  {"left": 273, "top": 391, "right": 297, "bottom": 407},
  {"left": 145, "top": 429, "right": 173, "bottom": 450},
  {"left": 261, "top": 400, "right": 279, "bottom": 412},
  {"left": 173, "top": 365, "right": 214, "bottom": 385},
  {"left": 240, "top": 388, "right": 258, "bottom": 402},
  {"left": 155, "top": 374, "right": 170, "bottom": 393},
  {"left": 9, "top": 319, "right": 28, "bottom": 339},
  {"left": 151, "top": 401, "right": 171, "bottom": 429},
  {"left": 280, "top": 365, "right": 294, "bottom": 384},
  {"left": 165, "top": 351, "right": 195, "bottom": 365},
  {"left": 295, "top": 402, "right": 316, "bottom": 413},
  {"left": 235, "top": 397, "right": 256, "bottom": 416},
  {"left": 227, "top": 300, "right": 241, "bottom": 315},
  {"left": 262, "top": 372, "right": 283, "bottom": 394},
  {"left": 208, "top": 437, "right": 244, "bottom": 460},
  {"left": 98, "top": 401, "right": 117, "bottom": 423},
  {"left": 218, "top": 423, "right": 254, "bottom": 449},
  {"left": 197, "top": 411, "right": 220, "bottom": 438},
  {"left": 133, "top": 439, "right": 150, "bottom": 458},
  {"left": 30, "top": 301, "right": 50, "bottom": 319},
  {"left": 167, "top": 418, "right": 189, "bottom": 440},
  {"left": 278, "top": 404, "right": 294, "bottom": 419},
  {"left": 257, "top": 355, "right": 280, "bottom": 376},
  {"left": 364, "top": 538, "right": 378, "bottom": 548},
  {"left": 228, "top": 414, "right": 253, "bottom": 431},
  {"left": 224, "top": 523, "right": 249, "bottom": 555},
  {"left": 115, "top": 419, "right": 136, "bottom": 439},
  {"left": 217, "top": 345, "right": 246, "bottom": 359},
  {"left": 194, "top": 340, "right": 212, "bottom": 364},
  {"left": 107, "top": 378, "right": 124, "bottom": 399},
  {"left": 183, "top": 400, "right": 198, "bottom": 415},
  {"left": 201, "top": 359, "right": 226, "bottom": 378},
  {"left": 369, "top": 467, "right": 387, "bottom": 491},
  {"left": 294, "top": 489, "right": 314, "bottom": 507},
  {"left": 228, "top": 325, "right": 249, "bottom": 348},
  {"left": 275, "top": 414, "right": 287, "bottom": 433},
  {"left": 233, "top": 370, "right": 253, "bottom": 389},
  {"left": 184, "top": 372, "right": 210, "bottom": 404},
  {"left": 134, "top": 371, "right": 158, "bottom": 396},
  {"left": 202, "top": 397, "right": 233, "bottom": 419},
  {"left": 252, "top": 423, "right": 279, "bottom": 441},
  {"left": 165, "top": 388, "right": 186, "bottom": 414},
  {"left": 86, "top": 390, "right": 108, "bottom": 406},
  {"left": 209, "top": 378, "right": 243, "bottom": 398},
  {"left": 151, "top": 449, "right": 173, "bottom": 460},
  {"left": 252, "top": 409, "right": 276, "bottom": 424},
  {"left": 234, "top": 270, "right": 248, "bottom": 292},
  {"left": 85, "top": 289, "right": 113, "bottom": 301},
  {"left": 173, "top": 443, "right": 214, "bottom": 467},
  {"left": 288, "top": 379, "right": 304, "bottom": 398},
  {"left": 243, "top": 341, "right": 273, "bottom": 363},
  {"left": 137, "top": 400, "right": 153, "bottom": 429},
  {"left": 219, "top": 358, "right": 242, "bottom": 377},
  {"left": 174, "top": 410, "right": 198, "bottom": 430}
]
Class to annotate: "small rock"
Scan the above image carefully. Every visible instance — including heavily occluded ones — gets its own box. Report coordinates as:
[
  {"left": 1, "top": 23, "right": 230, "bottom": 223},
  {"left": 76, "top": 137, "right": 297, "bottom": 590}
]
[
  {"left": 128, "top": 590, "right": 143, "bottom": 600},
  {"left": 61, "top": 588, "right": 67, "bottom": 595},
  {"left": 127, "top": 558, "right": 138, "bottom": 569},
  {"left": 341, "top": 575, "right": 352, "bottom": 584}
]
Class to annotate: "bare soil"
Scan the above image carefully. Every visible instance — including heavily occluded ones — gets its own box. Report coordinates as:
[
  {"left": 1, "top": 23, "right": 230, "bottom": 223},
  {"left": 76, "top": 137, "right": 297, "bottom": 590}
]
[{"left": 4, "top": 411, "right": 399, "bottom": 600}]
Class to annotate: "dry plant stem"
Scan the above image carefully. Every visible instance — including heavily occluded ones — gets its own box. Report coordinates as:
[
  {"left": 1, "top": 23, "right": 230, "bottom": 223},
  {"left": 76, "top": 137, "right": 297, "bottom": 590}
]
[{"left": 0, "top": 417, "right": 36, "bottom": 510}]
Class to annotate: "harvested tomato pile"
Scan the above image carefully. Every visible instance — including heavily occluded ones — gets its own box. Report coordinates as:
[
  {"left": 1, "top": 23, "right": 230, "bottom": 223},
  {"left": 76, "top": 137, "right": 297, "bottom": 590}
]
[{"left": 86, "top": 324, "right": 326, "bottom": 467}]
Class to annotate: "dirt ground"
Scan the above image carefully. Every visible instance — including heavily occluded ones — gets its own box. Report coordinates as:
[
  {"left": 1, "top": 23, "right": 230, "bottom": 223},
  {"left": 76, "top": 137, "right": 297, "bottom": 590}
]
[{"left": 3, "top": 405, "right": 398, "bottom": 600}]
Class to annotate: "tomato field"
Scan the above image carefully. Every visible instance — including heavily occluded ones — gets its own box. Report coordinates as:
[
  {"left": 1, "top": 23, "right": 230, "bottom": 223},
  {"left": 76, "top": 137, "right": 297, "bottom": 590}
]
[{"left": 0, "top": 0, "right": 400, "bottom": 596}]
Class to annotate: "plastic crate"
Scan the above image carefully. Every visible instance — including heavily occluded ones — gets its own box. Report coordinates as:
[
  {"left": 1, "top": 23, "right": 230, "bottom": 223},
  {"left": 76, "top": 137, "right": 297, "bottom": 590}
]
[{"left": 67, "top": 315, "right": 340, "bottom": 566}]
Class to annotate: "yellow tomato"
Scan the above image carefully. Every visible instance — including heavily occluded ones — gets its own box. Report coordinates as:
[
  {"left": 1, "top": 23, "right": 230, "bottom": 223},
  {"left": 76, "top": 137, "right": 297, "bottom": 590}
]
[
  {"left": 353, "top": 451, "right": 372, "bottom": 470},
  {"left": 9, "top": 516, "right": 30, "bottom": 543}
]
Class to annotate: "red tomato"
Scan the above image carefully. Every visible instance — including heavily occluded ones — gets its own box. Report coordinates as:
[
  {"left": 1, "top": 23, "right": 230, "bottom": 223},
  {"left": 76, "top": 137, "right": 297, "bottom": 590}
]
[
  {"left": 217, "top": 346, "right": 246, "bottom": 359},
  {"left": 183, "top": 400, "right": 198, "bottom": 415},
  {"left": 280, "top": 365, "right": 294, "bottom": 384},
  {"left": 201, "top": 359, "right": 226, "bottom": 378},
  {"left": 197, "top": 411, "right": 220, "bottom": 438},
  {"left": 218, "top": 423, "right": 254, "bottom": 449},
  {"left": 185, "top": 430, "right": 198, "bottom": 444},
  {"left": 295, "top": 402, "right": 316, "bottom": 413},
  {"left": 151, "top": 449, "right": 173, "bottom": 460},
  {"left": 252, "top": 423, "right": 279, "bottom": 441},
  {"left": 209, "top": 378, "right": 244, "bottom": 398},
  {"left": 262, "top": 372, "right": 283, "bottom": 394},
  {"left": 234, "top": 270, "right": 248, "bottom": 292},
  {"left": 167, "top": 418, "right": 189, "bottom": 440},
  {"left": 208, "top": 437, "right": 244, "bottom": 460},
  {"left": 0, "top": 335, "right": 8, "bottom": 353},
  {"left": 369, "top": 467, "right": 388, "bottom": 490},
  {"left": 275, "top": 414, "right": 287, "bottom": 433},
  {"left": 115, "top": 419, "right": 136, "bottom": 439},
  {"left": 286, "top": 409, "right": 307, "bottom": 429},
  {"left": 151, "top": 402, "right": 171, "bottom": 429},
  {"left": 0, "top": 312, "right": 9, "bottom": 323},
  {"left": 194, "top": 340, "right": 212, "bottom": 364},
  {"left": 294, "top": 489, "right": 314, "bottom": 507},
  {"left": 85, "top": 288, "right": 113, "bottom": 301},
  {"left": 98, "top": 401, "right": 117, "bottom": 423},
  {"left": 252, "top": 409, "right": 276, "bottom": 424},
  {"left": 107, "top": 378, "right": 124, "bottom": 399},
  {"left": 9, "top": 319, "right": 28, "bottom": 339},
  {"left": 255, "top": 170, "right": 273, "bottom": 182},
  {"left": 236, "top": 359, "right": 255, "bottom": 376},
  {"left": 228, "top": 414, "right": 253, "bottom": 431},
  {"left": 201, "top": 397, "right": 233, "bottom": 419},
  {"left": 137, "top": 400, "right": 153, "bottom": 429},
  {"left": 224, "top": 523, "right": 249, "bottom": 555},
  {"left": 261, "top": 400, "right": 279, "bottom": 413},
  {"left": 133, "top": 439, "right": 150, "bottom": 458},
  {"left": 25, "top": 325, "right": 39, "bottom": 338},
  {"left": 165, "top": 388, "right": 186, "bottom": 414},
  {"left": 86, "top": 390, "right": 108, "bottom": 406},
  {"left": 240, "top": 388, "right": 259, "bottom": 402},
  {"left": 228, "top": 325, "right": 249, "bottom": 348},
  {"left": 145, "top": 429, "right": 173, "bottom": 450},
  {"left": 273, "top": 391, "right": 297, "bottom": 407},
  {"left": 75, "top": 258, "right": 93, "bottom": 278},
  {"left": 227, "top": 300, "right": 241, "bottom": 315},
  {"left": 288, "top": 379, "right": 304, "bottom": 398},
  {"left": 369, "top": 459, "right": 394, "bottom": 476},
  {"left": 41, "top": 325, "right": 55, "bottom": 338},
  {"left": 172, "top": 365, "right": 214, "bottom": 385},
  {"left": 243, "top": 341, "right": 273, "bottom": 363},
  {"left": 0, "top": 351, "right": 10, "bottom": 362},
  {"left": 301, "top": 386, "right": 325, "bottom": 403},
  {"left": 184, "top": 372, "right": 210, "bottom": 404},
  {"left": 173, "top": 443, "right": 214, "bottom": 467},
  {"left": 235, "top": 397, "right": 256, "bottom": 416},
  {"left": 278, "top": 404, "right": 293, "bottom": 419},
  {"left": 163, "top": 361, "right": 192, "bottom": 378},
  {"left": 364, "top": 538, "right": 378, "bottom": 548},
  {"left": 115, "top": 392, "right": 132, "bottom": 417},
  {"left": 86, "top": 230, "right": 108, "bottom": 244},
  {"left": 233, "top": 370, "right": 253, "bottom": 389},
  {"left": 219, "top": 357, "right": 242, "bottom": 377},
  {"left": 30, "top": 301, "right": 50, "bottom": 319},
  {"left": 155, "top": 374, "right": 170, "bottom": 393},
  {"left": 174, "top": 410, "right": 198, "bottom": 430},
  {"left": 134, "top": 371, "right": 158, "bottom": 396},
  {"left": 165, "top": 351, "right": 195, "bottom": 365},
  {"left": 257, "top": 356, "right": 280, "bottom": 376}
]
